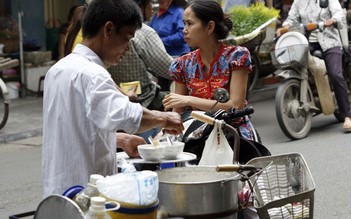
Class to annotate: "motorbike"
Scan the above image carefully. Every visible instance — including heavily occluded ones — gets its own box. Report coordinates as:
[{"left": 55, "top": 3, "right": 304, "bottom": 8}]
[
  {"left": 180, "top": 88, "right": 270, "bottom": 164},
  {"left": 272, "top": 22, "right": 351, "bottom": 140}
]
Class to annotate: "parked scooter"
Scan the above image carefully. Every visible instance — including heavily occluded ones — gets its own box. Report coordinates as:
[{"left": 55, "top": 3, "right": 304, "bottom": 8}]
[
  {"left": 272, "top": 22, "right": 351, "bottom": 140},
  {"left": 180, "top": 88, "right": 270, "bottom": 164}
]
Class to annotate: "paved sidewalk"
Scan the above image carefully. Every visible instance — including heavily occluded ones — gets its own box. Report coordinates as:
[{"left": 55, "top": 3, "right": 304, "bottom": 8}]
[{"left": 0, "top": 93, "right": 43, "bottom": 143}]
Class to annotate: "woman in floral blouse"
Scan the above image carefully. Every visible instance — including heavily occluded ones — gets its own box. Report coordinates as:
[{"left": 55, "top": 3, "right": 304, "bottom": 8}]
[{"left": 162, "top": 0, "right": 254, "bottom": 139}]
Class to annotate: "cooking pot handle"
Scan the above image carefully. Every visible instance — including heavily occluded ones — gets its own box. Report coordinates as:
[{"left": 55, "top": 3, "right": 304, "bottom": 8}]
[
  {"left": 216, "top": 164, "right": 260, "bottom": 172},
  {"left": 191, "top": 111, "right": 241, "bottom": 164}
]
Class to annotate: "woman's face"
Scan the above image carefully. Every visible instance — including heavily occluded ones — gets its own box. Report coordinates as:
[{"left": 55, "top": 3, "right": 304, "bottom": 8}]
[
  {"left": 158, "top": 0, "right": 173, "bottom": 10},
  {"left": 183, "top": 7, "right": 210, "bottom": 48}
]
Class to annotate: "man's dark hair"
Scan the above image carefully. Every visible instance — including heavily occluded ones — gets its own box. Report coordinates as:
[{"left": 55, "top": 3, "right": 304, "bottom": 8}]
[{"left": 82, "top": 0, "right": 143, "bottom": 38}]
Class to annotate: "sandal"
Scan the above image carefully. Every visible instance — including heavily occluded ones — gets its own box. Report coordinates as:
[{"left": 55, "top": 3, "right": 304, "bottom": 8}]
[{"left": 343, "top": 117, "right": 351, "bottom": 132}]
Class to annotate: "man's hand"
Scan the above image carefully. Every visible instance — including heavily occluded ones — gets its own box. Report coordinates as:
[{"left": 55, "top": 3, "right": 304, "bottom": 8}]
[
  {"left": 126, "top": 90, "right": 138, "bottom": 101},
  {"left": 160, "top": 111, "right": 184, "bottom": 135},
  {"left": 276, "top": 26, "right": 289, "bottom": 37},
  {"left": 324, "top": 19, "right": 336, "bottom": 27},
  {"left": 116, "top": 133, "right": 146, "bottom": 158}
]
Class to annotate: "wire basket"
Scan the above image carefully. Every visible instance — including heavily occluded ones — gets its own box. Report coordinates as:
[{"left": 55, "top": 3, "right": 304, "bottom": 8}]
[
  {"left": 270, "top": 44, "right": 309, "bottom": 69},
  {"left": 247, "top": 153, "right": 315, "bottom": 219}
]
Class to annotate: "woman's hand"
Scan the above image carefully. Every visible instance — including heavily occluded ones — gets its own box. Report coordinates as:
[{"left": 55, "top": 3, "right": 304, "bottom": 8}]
[
  {"left": 116, "top": 133, "right": 146, "bottom": 158},
  {"left": 162, "top": 93, "right": 189, "bottom": 111}
]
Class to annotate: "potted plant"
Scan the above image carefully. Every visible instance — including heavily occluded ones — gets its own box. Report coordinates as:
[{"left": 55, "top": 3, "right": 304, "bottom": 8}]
[{"left": 229, "top": 3, "right": 280, "bottom": 37}]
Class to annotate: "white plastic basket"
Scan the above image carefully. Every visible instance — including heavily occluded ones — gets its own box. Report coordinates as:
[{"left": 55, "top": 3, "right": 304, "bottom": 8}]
[{"left": 270, "top": 44, "right": 309, "bottom": 68}]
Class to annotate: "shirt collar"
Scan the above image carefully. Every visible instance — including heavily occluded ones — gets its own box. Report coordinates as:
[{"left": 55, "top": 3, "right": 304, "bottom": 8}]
[
  {"left": 165, "top": 3, "right": 177, "bottom": 15},
  {"left": 196, "top": 43, "right": 225, "bottom": 68},
  {"left": 72, "top": 44, "right": 105, "bottom": 68}
]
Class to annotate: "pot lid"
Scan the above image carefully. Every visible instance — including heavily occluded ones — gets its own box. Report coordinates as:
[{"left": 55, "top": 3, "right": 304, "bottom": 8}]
[{"left": 34, "top": 195, "right": 84, "bottom": 219}]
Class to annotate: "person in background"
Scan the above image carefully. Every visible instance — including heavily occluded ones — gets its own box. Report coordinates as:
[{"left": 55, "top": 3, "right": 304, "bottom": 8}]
[
  {"left": 63, "top": 0, "right": 94, "bottom": 57},
  {"left": 63, "top": 4, "right": 86, "bottom": 57},
  {"left": 277, "top": 0, "right": 351, "bottom": 132},
  {"left": 109, "top": 0, "right": 173, "bottom": 111},
  {"left": 42, "top": 0, "right": 183, "bottom": 197},
  {"left": 63, "top": 0, "right": 162, "bottom": 100},
  {"left": 149, "top": 0, "right": 190, "bottom": 91},
  {"left": 109, "top": 0, "right": 174, "bottom": 140},
  {"left": 149, "top": 0, "right": 190, "bottom": 57},
  {"left": 57, "top": 5, "right": 80, "bottom": 60},
  {"left": 162, "top": 0, "right": 255, "bottom": 140}
]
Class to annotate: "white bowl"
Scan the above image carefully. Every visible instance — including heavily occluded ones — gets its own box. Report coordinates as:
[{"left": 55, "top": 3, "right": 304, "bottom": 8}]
[
  {"left": 137, "top": 144, "right": 166, "bottom": 161},
  {"left": 161, "top": 142, "right": 185, "bottom": 160}
]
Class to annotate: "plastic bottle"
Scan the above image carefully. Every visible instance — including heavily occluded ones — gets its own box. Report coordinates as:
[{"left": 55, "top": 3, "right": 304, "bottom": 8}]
[
  {"left": 84, "top": 197, "right": 112, "bottom": 219},
  {"left": 74, "top": 174, "right": 104, "bottom": 212}
]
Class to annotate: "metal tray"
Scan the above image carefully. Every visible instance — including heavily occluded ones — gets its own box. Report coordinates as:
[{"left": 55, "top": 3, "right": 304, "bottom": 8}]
[{"left": 116, "top": 151, "right": 196, "bottom": 164}]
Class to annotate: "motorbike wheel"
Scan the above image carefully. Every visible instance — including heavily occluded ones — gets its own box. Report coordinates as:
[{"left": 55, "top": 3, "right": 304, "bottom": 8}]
[{"left": 275, "top": 79, "right": 312, "bottom": 140}]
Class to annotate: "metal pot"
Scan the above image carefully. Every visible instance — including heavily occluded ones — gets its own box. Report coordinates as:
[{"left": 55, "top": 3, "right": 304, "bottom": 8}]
[{"left": 156, "top": 166, "right": 241, "bottom": 217}]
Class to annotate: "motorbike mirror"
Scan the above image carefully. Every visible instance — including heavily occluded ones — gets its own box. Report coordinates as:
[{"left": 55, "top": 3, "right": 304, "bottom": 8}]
[
  {"left": 320, "top": 0, "right": 328, "bottom": 8},
  {"left": 210, "top": 88, "right": 230, "bottom": 113},
  {"left": 213, "top": 88, "right": 230, "bottom": 103}
]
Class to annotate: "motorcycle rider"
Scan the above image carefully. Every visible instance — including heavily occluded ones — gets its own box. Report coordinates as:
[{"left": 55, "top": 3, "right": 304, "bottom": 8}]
[{"left": 277, "top": 0, "right": 351, "bottom": 132}]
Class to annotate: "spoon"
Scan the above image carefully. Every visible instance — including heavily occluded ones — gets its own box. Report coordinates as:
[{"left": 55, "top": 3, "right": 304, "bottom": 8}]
[
  {"left": 166, "top": 135, "right": 173, "bottom": 146},
  {"left": 148, "top": 136, "right": 154, "bottom": 145},
  {"left": 148, "top": 136, "right": 160, "bottom": 146}
]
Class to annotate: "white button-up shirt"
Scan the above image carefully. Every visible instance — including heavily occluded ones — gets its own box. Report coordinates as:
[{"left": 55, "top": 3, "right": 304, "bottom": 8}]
[{"left": 42, "top": 44, "right": 143, "bottom": 197}]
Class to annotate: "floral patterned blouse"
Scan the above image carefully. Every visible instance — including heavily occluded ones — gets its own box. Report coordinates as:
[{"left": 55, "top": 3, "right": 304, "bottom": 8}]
[
  {"left": 168, "top": 44, "right": 252, "bottom": 99},
  {"left": 168, "top": 44, "right": 255, "bottom": 140}
]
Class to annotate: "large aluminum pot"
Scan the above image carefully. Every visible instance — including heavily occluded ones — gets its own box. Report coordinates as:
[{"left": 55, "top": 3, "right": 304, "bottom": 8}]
[{"left": 156, "top": 166, "right": 241, "bottom": 217}]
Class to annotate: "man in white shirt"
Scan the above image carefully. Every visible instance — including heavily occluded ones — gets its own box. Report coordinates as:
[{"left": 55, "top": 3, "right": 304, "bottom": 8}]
[{"left": 42, "top": 0, "right": 184, "bottom": 197}]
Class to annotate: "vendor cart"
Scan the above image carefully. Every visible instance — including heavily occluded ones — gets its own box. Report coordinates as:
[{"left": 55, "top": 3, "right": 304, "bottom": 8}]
[{"left": 221, "top": 17, "right": 277, "bottom": 93}]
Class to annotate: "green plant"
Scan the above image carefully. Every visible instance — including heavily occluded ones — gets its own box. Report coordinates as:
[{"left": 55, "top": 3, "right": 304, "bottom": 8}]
[{"left": 229, "top": 3, "right": 280, "bottom": 36}]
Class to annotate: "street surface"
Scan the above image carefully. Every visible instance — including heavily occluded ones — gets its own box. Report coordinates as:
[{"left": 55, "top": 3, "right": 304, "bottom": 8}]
[{"left": 1, "top": 86, "right": 351, "bottom": 218}]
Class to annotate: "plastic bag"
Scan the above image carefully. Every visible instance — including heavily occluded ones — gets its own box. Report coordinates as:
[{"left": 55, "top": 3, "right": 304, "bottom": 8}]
[
  {"left": 198, "top": 120, "right": 233, "bottom": 165},
  {"left": 118, "top": 158, "right": 137, "bottom": 173},
  {"left": 96, "top": 171, "right": 158, "bottom": 206}
]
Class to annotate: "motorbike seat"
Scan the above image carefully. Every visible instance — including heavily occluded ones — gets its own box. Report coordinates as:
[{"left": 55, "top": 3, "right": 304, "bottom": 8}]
[{"left": 312, "top": 50, "right": 324, "bottom": 59}]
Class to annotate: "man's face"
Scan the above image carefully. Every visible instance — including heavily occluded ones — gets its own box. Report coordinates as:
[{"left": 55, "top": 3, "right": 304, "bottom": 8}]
[
  {"left": 158, "top": 0, "right": 172, "bottom": 10},
  {"left": 103, "top": 25, "right": 137, "bottom": 66},
  {"left": 144, "top": 1, "right": 154, "bottom": 21}
]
